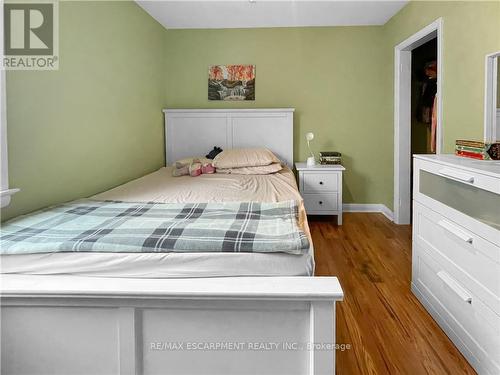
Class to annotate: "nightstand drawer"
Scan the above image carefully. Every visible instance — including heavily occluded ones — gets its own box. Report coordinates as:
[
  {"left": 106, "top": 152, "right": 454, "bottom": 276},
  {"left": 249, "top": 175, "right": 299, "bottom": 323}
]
[
  {"left": 303, "top": 193, "right": 338, "bottom": 212},
  {"left": 303, "top": 173, "right": 338, "bottom": 193}
]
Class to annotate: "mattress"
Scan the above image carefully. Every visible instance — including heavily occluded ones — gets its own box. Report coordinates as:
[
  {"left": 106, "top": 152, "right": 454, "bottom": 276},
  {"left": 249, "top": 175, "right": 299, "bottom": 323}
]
[{"left": 1, "top": 166, "right": 314, "bottom": 278}]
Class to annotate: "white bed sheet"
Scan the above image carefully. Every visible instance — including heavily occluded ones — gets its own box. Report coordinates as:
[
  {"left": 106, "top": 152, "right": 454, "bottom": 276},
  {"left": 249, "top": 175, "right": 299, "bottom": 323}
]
[
  {"left": 1, "top": 167, "right": 314, "bottom": 278},
  {"left": 1, "top": 251, "right": 313, "bottom": 278}
]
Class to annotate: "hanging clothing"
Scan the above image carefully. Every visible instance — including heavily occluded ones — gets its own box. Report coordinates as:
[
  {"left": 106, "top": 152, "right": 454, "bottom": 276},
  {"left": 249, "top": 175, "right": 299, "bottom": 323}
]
[
  {"left": 417, "top": 78, "right": 437, "bottom": 123},
  {"left": 417, "top": 60, "right": 437, "bottom": 124},
  {"left": 431, "top": 95, "right": 437, "bottom": 153}
]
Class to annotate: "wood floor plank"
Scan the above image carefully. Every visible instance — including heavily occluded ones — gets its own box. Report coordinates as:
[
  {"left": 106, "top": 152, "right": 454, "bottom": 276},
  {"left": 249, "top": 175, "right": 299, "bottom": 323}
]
[{"left": 310, "top": 213, "right": 476, "bottom": 375}]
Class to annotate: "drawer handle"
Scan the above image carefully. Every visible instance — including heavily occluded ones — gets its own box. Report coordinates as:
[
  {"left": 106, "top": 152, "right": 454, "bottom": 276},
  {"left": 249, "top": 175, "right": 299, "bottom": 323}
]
[
  {"left": 437, "top": 271, "right": 472, "bottom": 304},
  {"left": 319, "top": 181, "right": 324, "bottom": 185},
  {"left": 438, "top": 220, "right": 473, "bottom": 244},
  {"left": 319, "top": 201, "right": 323, "bottom": 205},
  {"left": 438, "top": 168, "right": 474, "bottom": 184}
]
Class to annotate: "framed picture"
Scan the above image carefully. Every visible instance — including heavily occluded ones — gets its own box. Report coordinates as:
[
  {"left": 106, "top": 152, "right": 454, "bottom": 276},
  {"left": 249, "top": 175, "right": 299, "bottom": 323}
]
[{"left": 208, "top": 65, "right": 255, "bottom": 101}]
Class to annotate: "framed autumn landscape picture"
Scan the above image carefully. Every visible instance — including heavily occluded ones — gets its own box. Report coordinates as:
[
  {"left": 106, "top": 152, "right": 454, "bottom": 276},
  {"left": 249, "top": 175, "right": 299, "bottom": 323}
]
[{"left": 208, "top": 64, "right": 255, "bottom": 101}]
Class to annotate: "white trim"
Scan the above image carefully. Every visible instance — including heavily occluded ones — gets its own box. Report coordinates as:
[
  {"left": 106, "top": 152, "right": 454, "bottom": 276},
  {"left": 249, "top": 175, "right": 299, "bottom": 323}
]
[
  {"left": 0, "top": 3, "right": 19, "bottom": 208},
  {"left": 394, "top": 18, "right": 443, "bottom": 225},
  {"left": 342, "top": 203, "right": 394, "bottom": 221},
  {"left": 484, "top": 51, "right": 500, "bottom": 143}
]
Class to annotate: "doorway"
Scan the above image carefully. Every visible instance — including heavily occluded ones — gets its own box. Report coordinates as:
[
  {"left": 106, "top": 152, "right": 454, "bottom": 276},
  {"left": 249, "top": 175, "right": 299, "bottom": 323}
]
[
  {"left": 394, "top": 18, "right": 443, "bottom": 225},
  {"left": 409, "top": 38, "right": 438, "bottom": 218},
  {"left": 411, "top": 39, "right": 437, "bottom": 156}
]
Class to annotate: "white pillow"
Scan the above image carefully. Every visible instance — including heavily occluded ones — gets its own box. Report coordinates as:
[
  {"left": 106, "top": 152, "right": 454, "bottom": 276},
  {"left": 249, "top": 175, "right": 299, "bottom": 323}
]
[
  {"left": 213, "top": 148, "right": 280, "bottom": 169},
  {"left": 216, "top": 163, "right": 283, "bottom": 175}
]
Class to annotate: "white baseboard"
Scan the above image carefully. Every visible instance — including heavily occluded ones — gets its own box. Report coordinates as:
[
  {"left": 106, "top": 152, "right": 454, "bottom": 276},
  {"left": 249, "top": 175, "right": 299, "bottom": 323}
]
[{"left": 343, "top": 204, "right": 394, "bottom": 221}]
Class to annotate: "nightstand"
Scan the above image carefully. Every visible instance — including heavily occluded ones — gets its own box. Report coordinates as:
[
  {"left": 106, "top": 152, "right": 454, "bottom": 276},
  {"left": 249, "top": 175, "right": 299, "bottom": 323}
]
[{"left": 295, "top": 162, "right": 345, "bottom": 225}]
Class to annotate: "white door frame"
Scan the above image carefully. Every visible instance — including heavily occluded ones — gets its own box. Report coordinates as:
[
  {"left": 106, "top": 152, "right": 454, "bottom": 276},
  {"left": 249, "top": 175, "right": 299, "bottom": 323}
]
[
  {"left": 394, "top": 18, "right": 443, "bottom": 224},
  {"left": 484, "top": 51, "right": 500, "bottom": 143}
]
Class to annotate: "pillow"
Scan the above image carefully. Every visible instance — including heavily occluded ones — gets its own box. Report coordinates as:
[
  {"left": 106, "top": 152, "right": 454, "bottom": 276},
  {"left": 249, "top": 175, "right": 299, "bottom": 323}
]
[
  {"left": 213, "top": 148, "right": 280, "bottom": 169},
  {"left": 216, "top": 162, "right": 283, "bottom": 175}
]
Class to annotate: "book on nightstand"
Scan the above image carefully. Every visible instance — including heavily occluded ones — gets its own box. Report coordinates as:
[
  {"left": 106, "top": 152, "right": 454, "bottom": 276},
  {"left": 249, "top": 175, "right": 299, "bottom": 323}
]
[{"left": 319, "top": 151, "right": 342, "bottom": 165}]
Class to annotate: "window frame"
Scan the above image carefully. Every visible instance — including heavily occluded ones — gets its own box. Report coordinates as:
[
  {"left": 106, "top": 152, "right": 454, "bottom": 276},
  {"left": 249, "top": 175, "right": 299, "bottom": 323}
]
[{"left": 1, "top": 4, "right": 19, "bottom": 208}]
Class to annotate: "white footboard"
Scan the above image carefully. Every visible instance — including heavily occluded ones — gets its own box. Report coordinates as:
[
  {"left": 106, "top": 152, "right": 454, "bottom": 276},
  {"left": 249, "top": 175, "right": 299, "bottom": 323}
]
[{"left": 1, "top": 275, "right": 343, "bottom": 375}]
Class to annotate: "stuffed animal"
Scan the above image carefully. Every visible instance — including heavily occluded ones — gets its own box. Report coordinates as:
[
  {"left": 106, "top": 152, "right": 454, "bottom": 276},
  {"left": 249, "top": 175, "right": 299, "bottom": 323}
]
[
  {"left": 172, "top": 158, "right": 216, "bottom": 177},
  {"left": 202, "top": 163, "right": 215, "bottom": 174},
  {"left": 189, "top": 159, "right": 203, "bottom": 177},
  {"left": 172, "top": 161, "right": 190, "bottom": 177}
]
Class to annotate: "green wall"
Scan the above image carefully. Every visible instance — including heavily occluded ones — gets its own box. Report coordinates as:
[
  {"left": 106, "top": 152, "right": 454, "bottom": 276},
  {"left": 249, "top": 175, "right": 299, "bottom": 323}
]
[
  {"left": 4, "top": 1, "right": 500, "bottom": 219},
  {"left": 164, "top": 27, "right": 394, "bottom": 208},
  {"left": 164, "top": 1, "right": 500, "bottom": 209},
  {"left": 385, "top": 1, "right": 500, "bottom": 153},
  {"left": 3, "top": 1, "right": 166, "bottom": 220}
]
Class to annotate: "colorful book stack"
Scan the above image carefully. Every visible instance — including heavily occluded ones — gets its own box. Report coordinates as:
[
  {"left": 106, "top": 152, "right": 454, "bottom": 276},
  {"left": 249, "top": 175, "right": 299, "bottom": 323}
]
[
  {"left": 319, "top": 151, "right": 342, "bottom": 165},
  {"left": 455, "top": 140, "right": 500, "bottom": 160}
]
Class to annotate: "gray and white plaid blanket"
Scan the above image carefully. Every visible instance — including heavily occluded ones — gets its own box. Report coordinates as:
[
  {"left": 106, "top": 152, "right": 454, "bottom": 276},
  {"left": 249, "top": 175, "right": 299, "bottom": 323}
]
[{"left": 0, "top": 200, "right": 309, "bottom": 255}]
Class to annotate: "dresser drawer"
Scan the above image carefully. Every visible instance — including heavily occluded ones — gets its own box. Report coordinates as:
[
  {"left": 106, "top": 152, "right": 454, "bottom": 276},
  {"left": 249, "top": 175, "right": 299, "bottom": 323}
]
[
  {"left": 302, "top": 173, "right": 338, "bottom": 193},
  {"left": 303, "top": 193, "right": 338, "bottom": 212},
  {"left": 414, "top": 158, "right": 500, "bottom": 235},
  {"left": 416, "top": 158, "right": 500, "bottom": 195},
  {"left": 414, "top": 202, "right": 500, "bottom": 314},
  {"left": 414, "top": 244, "right": 500, "bottom": 374}
]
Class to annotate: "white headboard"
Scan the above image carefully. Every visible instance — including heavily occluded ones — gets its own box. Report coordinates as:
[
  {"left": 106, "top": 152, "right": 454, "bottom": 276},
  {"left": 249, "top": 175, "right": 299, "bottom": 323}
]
[{"left": 163, "top": 108, "right": 295, "bottom": 167}]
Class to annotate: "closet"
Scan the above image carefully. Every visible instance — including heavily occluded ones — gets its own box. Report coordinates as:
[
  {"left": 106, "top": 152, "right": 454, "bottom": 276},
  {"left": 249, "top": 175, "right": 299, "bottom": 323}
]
[
  {"left": 410, "top": 38, "right": 438, "bottom": 219},
  {"left": 411, "top": 38, "right": 438, "bottom": 155}
]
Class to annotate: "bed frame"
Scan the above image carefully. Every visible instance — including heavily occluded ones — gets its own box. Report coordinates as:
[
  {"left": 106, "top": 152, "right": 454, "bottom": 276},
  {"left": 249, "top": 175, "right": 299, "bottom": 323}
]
[
  {"left": 1, "top": 108, "right": 344, "bottom": 375},
  {"left": 2, "top": 276, "right": 343, "bottom": 375},
  {"left": 164, "top": 108, "right": 295, "bottom": 167}
]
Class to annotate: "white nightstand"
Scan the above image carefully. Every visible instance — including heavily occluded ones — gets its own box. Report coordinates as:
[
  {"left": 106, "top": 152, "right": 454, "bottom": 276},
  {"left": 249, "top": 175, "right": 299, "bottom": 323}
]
[{"left": 295, "top": 162, "right": 345, "bottom": 225}]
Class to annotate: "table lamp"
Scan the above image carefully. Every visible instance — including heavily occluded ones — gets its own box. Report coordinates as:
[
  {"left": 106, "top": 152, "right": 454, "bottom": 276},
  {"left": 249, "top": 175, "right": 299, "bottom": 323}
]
[{"left": 306, "top": 132, "right": 315, "bottom": 167}]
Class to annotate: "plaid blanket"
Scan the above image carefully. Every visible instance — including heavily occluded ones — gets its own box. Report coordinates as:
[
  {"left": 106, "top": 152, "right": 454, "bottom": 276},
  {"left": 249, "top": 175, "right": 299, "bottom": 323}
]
[{"left": 0, "top": 200, "right": 309, "bottom": 255}]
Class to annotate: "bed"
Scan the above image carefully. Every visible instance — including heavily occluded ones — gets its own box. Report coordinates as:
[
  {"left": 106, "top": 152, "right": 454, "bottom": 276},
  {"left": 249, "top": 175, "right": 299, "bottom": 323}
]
[
  {"left": 1, "top": 166, "right": 314, "bottom": 278},
  {"left": 1, "top": 108, "right": 343, "bottom": 375}
]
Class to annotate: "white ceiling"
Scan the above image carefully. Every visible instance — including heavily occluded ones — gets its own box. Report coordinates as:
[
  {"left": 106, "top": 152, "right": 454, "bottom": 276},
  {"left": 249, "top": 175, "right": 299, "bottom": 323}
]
[{"left": 136, "top": 0, "right": 408, "bottom": 30}]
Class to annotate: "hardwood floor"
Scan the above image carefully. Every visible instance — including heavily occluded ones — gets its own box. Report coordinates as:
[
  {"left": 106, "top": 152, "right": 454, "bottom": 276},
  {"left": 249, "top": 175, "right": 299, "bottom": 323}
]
[{"left": 310, "top": 213, "right": 476, "bottom": 375}]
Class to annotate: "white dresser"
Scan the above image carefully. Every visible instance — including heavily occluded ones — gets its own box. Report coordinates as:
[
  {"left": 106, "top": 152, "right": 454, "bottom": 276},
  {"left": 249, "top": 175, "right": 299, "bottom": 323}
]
[
  {"left": 295, "top": 163, "right": 345, "bottom": 225},
  {"left": 412, "top": 155, "right": 500, "bottom": 375}
]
